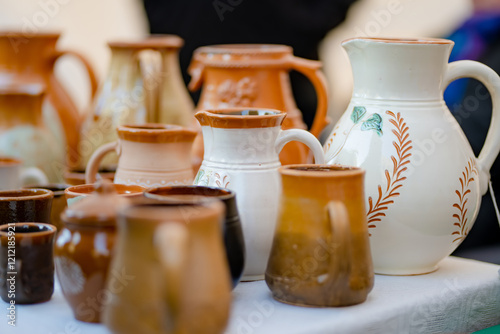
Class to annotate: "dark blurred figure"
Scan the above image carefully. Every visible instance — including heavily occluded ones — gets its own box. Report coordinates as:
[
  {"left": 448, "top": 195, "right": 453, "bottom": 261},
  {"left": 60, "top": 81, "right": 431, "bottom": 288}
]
[
  {"left": 142, "top": 0, "right": 357, "bottom": 128},
  {"left": 446, "top": 0, "right": 500, "bottom": 264}
]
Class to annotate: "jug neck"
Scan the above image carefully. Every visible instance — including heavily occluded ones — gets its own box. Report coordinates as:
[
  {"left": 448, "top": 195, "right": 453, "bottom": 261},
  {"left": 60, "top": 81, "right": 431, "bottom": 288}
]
[
  {"left": 342, "top": 38, "right": 454, "bottom": 101},
  {"left": 0, "top": 33, "right": 59, "bottom": 73},
  {"left": 0, "top": 86, "right": 44, "bottom": 129},
  {"left": 107, "top": 47, "right": 143, "bottom": 88}
]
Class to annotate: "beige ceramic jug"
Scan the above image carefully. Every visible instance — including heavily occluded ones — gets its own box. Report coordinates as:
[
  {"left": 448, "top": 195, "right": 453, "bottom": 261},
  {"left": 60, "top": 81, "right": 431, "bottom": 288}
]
[
  {"left": 324, "top": 37, "right": 500, "bottom": 275},
  {"left": 102, "top": 200, "right": 231, "bottom": 334},
  {"left": 86, "top": 124, "right": 196, "bottom": 187}
]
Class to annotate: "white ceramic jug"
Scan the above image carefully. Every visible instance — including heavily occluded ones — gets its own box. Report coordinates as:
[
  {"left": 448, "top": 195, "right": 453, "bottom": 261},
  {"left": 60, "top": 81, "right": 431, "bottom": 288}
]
[
  {"left": 324, "top": 37, "right": 500, "bottom": 275},
  {"left": 194, "top": 108, "right": 325, "bottom": 280}
]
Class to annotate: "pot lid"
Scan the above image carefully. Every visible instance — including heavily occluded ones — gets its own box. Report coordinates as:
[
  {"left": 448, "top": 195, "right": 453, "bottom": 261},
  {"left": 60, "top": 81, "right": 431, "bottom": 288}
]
[{"left": 62, "top": 180, "right": 128, "bottom": 227}]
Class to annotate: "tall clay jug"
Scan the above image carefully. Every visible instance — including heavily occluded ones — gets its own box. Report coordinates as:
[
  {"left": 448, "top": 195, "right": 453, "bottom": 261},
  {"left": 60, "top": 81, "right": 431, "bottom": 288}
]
[
  {"left": 193, "top": 108, "right": 325, "bottom": 281},
  {"left": 324, "top": 37, "right": 500, "bottom": 275},
  {"left": 188, "top": 44, "right": 329, "bottom": 167},
  {"left": 102, "top": 200, "right": 231, "bottom": 334},
  {"left": 0, "top": 32, "right": 98, "bottom": 169},
  {"left": 79, "top": 36, "right": 193, "bottom": 170},
  {"left": 0, "top": 84, "right": 65, "bottom": 182}
]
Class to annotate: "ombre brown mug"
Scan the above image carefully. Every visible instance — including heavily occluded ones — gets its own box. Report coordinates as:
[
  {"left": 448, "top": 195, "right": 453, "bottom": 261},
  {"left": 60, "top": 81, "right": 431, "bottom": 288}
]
[{"left": 266, "top": 165, "right": 373, "bottom": 307}]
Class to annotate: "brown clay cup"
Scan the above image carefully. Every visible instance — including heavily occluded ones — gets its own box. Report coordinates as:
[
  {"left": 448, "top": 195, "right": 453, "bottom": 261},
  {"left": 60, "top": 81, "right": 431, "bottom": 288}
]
[
  {"left": 0, "top": 222, "right": 57, "bottom": 304},
  {"left": 65, "top": 183, "right": 145, "bottom": 206},
  {"left": 24, "top": 184, "right": 69, "bottom": 231},
  {"left": 0, "top": 189, "right": 53, "bottom": 226}
]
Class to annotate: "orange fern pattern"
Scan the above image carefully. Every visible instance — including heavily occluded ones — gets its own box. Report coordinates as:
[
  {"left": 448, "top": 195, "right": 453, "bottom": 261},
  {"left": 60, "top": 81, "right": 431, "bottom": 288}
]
[
  {"left": 366, "top": 110, "right": 413, "bottom": 231},
  {"left": 452, "top": 158, "right": 478, "bottom": 243}
]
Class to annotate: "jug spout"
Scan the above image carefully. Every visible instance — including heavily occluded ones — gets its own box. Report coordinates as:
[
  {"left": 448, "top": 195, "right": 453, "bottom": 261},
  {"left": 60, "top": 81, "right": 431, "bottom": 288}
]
[{"left": 342, "top": 37, "right": 454, "bottom": 101}]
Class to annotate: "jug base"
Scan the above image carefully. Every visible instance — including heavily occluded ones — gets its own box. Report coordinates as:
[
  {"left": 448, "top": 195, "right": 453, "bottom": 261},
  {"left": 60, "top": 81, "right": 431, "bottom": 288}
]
[
  {"left": 374, "top": 264, "right": 438, "bottom": 276},
  {"left": 241, "top": 274, "right": 264, "bottom": 282}
]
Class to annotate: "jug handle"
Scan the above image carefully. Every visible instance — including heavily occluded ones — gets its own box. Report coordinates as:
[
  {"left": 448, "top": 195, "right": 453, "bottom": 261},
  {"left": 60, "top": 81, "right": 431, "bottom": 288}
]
[
  {"left": 287, "top": 56, "right": 330, "bottom": 138},
  {"left": 187, "top": 56, "right": 205, "bottom": 92},
  {"left": 275, "top": 128, "right": 326, "bottom": 164},
  {"left": 155, "top": 222, "right": 189, "bottom": 326},
  {"left": 52, "top": 50, "right": 99, "bottom": 107},
  {"left": 443, "top": 60, "right": 500, "bottom": 195},
  {"left": 326, "top": 201, "right": 351, "bottom": 285},
  {"left": 85, "top": 141, "right": 120, "bottom": 184}
]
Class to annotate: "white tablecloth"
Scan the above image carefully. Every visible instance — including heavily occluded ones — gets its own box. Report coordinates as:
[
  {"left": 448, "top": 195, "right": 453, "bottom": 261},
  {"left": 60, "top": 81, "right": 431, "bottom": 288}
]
[{"left": 2, "top": 257, "right": 500, "bottom": 334}]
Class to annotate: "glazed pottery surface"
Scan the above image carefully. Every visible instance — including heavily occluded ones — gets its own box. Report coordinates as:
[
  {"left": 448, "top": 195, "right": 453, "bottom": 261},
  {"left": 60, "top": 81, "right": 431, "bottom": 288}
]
[
  {"left": 0, "top": 188, "right": 53, "bottom": 226},
  {"left": 103, "top": 200, "right": 231, "bottom": 334},
  {"left": 189, "top": 44, "right": 329, "bottom": 167},
  {"left": 85, "top": 124, "right": 196, "bottom": 187},
  {"left": 144, "top": 185, "right": 246, "bottom": 287},
  {"left": 0, "top": 223, "right": 56, "bottom": 304},
  {"left": 0, "top": 32, "right": 98, "bottom": 168},
  {"left": 0, "top": 84, "right": 65, "bottom": 182},
  {"left": 24, "top": 184, "right": 68, "bottom": 231},
  {"left": 324, "top": 37, "right": 500, "bottom": 275},
  {"left": 55, "top": 181, "right": 128, "bottom": 323},
  {"left": 0, "top": 157, "right": 48, "bottom": 190},
  {"left": 266, "top": 165, "right": 373, "bottom": 306},
  {"left": 193, "top": 108, "right": 325, "bottom": 280},
  {"left": 79, "top": 35, "right": 193, "bottom": 169},
  {"left": 65, "top": 183, "right": 145, "bottom": 206}
]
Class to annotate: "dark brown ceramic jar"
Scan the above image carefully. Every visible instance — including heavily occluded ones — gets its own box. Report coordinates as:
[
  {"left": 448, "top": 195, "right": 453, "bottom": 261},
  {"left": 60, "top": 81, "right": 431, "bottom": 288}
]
[{"left": 55, "top": 181, "right": 127, "bottom": 323}]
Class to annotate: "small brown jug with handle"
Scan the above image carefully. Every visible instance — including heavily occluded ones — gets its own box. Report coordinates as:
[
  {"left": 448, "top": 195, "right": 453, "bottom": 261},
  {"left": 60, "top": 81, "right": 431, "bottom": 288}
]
[
  {"left": 266, "top": 165, "right": 374, "bottom": 307},
  {"left": 188, "top": 44, "right": 330, "bottom": 168}
]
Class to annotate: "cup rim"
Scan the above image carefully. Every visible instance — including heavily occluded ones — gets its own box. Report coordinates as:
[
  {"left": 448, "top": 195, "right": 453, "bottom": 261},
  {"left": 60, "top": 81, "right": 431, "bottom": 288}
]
[
  {"left": 0, "top": 157, "right": 22, "bottom": 166},
  {"left": 279, "top": 164, "right": 365, "bottom": 177},
  {"left": 65, "top": 183, "right": 145, "bottom": 198},
  {"left": 145, "top": 185, "right": 235, "bottom": 202},
  {"left": 342, "top": 37, "right": 453, "bottom": 45},
  {"left": 0, "top": 188, "right": 54, "bottom": 201},
  {"left": 0, "top": 222, "right": 57, "bottom": 237},
  {"left": 24, "top": 184, "right": 69, "bottom": 196}
]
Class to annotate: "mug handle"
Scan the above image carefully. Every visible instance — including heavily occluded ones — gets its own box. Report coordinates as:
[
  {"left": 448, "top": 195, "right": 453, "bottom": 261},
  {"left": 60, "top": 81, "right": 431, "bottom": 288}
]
[
  {"left": 443, "top": 60, "right": 500, "bottom": 195},
  {"left": 275, "top": 128, "right": 325, "bottom": 164},
  {"left": 20, "top": 167, "right": 49, "bottom": 186},
  {"left": 287, "top": 56, "right": 330, "bottom": 138},
  {"left": 155, "top": 222, "right": 189, "bottom": 328},
  {"left": 326, "top": 201, "right": 351, "bottom": 284},
  {"left": 53, "top": 50, "right": 99, "bottom": 108},
  {"left": 85, "top": 141, "right": 119, "bottom": 184}
]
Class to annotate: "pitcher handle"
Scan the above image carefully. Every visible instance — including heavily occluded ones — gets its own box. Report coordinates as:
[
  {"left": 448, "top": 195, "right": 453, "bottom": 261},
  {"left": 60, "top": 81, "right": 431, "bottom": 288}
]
[
  {"left": 443, "top": 60, "right": 500, "bottom": 195},
  {"left": 275, "top": 129, "right": 325, "bottom": 164},
  {"left": 20, "top": 167, "right": 49, "bottom": 186},
  {"left": 187, "top": 55, "right": 205, "bottom": 92},
  {"left": 326, "top": 201, "right": 351, "bottom": 286},
  {"left": 53, "top": 50, "right": 99, "bottom": 106},
  {"left": 85, "top": 141, "right": 119, "bottom": 184},
  {"left": 288, "top": 56, "right": 330, "bottom": 138},
  {"left": 155, "top": 222, "right": 189, "bottom": 329}
]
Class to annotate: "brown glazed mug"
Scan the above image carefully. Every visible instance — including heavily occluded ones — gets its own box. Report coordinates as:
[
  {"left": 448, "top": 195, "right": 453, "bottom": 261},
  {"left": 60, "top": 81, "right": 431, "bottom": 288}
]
[
  {"left": 144, "top": 185, "right": 245, "bottom": 287},
  {"left": 266, "top": 165, "right": 374, "bottom": 307},
  {"left": 0, "top": 189, "right": 53, "bottom": 226},
  {"left": 0, "top": 222, "right": 57, "bottom": 304},
  {"left": 24, "top": 184, "right": 69, "bottom": 231}
]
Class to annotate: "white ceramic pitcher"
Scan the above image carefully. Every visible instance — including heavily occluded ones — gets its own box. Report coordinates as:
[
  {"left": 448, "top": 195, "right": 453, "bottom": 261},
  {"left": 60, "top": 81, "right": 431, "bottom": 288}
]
[
  {"left": 194, "top": 108, "right": 325, "bottom": 281},
  {"left": 324, "top": 37, "right": 500, "bottom": 275}
]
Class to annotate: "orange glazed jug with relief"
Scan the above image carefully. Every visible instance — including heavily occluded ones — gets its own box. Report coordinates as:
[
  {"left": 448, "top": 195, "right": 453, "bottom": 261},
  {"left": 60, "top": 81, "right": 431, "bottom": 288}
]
[{"left": 323, "top": 37, "right": 500, "bottom": 275}]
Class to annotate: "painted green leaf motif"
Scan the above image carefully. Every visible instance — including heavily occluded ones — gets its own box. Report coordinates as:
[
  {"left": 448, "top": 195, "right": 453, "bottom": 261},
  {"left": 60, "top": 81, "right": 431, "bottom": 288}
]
[
  {"left": 351, "top": 106, "right": 366, "bottom": 124},
  {"left": 361, "top": 113, "right": 383, "bottom": 136},
  {"left": 194, "top": 169, "right": 204, "bottom": 184}
]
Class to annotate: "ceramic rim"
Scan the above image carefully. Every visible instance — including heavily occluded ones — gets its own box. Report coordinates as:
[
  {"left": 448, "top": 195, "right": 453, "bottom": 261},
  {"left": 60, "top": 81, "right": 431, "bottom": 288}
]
[
  {"left": 342, "top": 37, "right": 453, "bottom": 45},
  {"left": 0, "top": 188, "right": 54, "bottom": 201},
  {"left": 0, "top": 222, "right": 57, "bottom": 237},
  {"left": 279, "top": 164, "right": 365, "bottom": 178}
]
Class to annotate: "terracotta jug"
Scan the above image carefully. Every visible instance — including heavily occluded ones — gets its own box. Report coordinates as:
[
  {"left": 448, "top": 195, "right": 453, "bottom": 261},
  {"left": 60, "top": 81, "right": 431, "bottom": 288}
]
[
  {"left": 0, "top": 32, "right": 98, "bottom": 168},
  {"left": 55, "top": 180, "right": 127, "bottom": 323},
  {"left": 86, "top": 124, "right": 196, "bottom": 187},
  {"left": 193, "top": 108, "right": 325, "bottom": 280},
  {"left": 79, "top": 36, "right": 193, "bottom": 169},
  {"left": 102, "top": 200, "right": 231, "bottom": 334},
  {"left": 188, "top": 44, "right": 329, "bottom": 167},
  {"left": 324, "top": 37, "right": 500, "bottom": 275},
  {"left": 266, "top": 165, "right": 373, "bottom": 307},
  {"left": 0, "top": 84, "right": 65, "bottom": 182}
]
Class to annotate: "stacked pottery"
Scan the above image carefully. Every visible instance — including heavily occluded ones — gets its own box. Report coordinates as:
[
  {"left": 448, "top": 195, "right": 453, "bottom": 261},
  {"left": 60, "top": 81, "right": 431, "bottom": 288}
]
[
  {"left": 86, "top": 124, "right": 196, "bottom": 187},
  {"left": 188, "top": 44, "right": 330, "bottom": 168},
  {"left": 193, "top": 108, "right": 325, "bottom": 280},
  {"left": 324, "top": 37, "right": 500, "bottom": 275}
]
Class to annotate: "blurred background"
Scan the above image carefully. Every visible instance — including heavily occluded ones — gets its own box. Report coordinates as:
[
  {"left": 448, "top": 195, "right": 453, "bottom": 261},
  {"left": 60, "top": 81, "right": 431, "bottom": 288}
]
[{"left": 1, "top": 0, "right": 499, "bottom": 263}]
